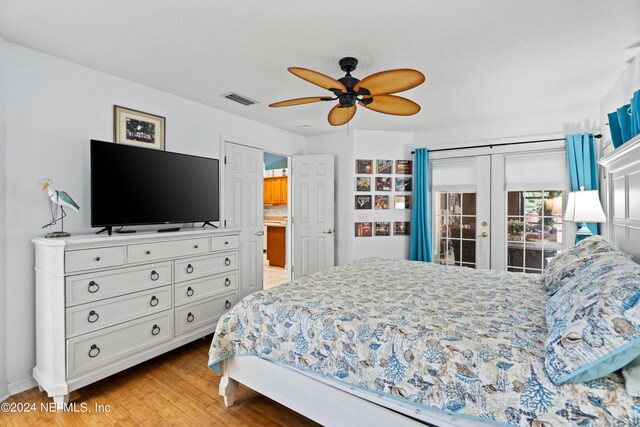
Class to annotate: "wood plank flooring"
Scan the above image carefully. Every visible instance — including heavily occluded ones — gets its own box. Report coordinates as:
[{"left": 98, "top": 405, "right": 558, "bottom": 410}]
[{"left": 2, "top": 336, "right": 319, "bottom": 426}]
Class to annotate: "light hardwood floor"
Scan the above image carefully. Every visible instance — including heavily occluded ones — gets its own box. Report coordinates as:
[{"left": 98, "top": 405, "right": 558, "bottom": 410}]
[{"left": 2, "top": 336, "right": 319, "bottom": 426}]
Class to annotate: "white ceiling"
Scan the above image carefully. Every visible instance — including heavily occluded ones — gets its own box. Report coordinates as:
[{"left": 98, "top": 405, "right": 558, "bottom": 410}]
[{"left": 1, "top": 0, "right": 639, "bottom": 136}]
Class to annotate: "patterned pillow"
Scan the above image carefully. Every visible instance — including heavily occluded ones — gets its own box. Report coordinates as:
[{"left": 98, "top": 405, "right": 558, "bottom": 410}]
[
  {"left": 545, "top": 255, "right": 640, "bottom": 384},
  {"left": 544, "top": 236, "right": 617, "bottom": 295}
]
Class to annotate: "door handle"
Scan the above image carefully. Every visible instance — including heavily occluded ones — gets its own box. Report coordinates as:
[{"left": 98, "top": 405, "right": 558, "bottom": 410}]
[
  {"left": 256, "top": 230, "right": 265, "bottom": 236},
  {"left": 322, "top": 229, "right": 334, "bottom": 234}
]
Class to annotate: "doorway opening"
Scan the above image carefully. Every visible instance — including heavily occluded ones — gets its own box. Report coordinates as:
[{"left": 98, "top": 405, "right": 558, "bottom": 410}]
[{"left": 263, "top": 152, "right": 290, "bottom": 289}]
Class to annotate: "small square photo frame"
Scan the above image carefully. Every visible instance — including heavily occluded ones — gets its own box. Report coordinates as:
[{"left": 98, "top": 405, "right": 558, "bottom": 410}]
[
  {"left": 374, "top": 195, "right": 390, "bottom": 209},
  {"left": 355, "top": 177, "right": 371, "bottom": 192},
  {"left": 396, "top": 160, "right": 413, "bottom": 175},
  {"left": 355, "top": 195, "right": 372, "bottom": 209},
  {"left": 375, "top": 222, "right": 391, "bottom": 236},
  {"left": 375, "top": 177, "right": 392, "bottom": 191},
  {"left": 394, "top": 195, "right": 412, "bottom": 209},
  {"left": 114, "top": 105, "right": 166, "bottom": 150},
  {"left": 395, "top": 177, "right": 413, "bottom": 192},
  {"left": 356, "top": 159, "right": 373, "bottom": 174},
  {"left": 394, "top": 222, "right": 411, "bottom": 236},
  {"left": 376, "top": 159, "right": 393, "bottom": 174},
  {"left": 355, "top": 222, "right": 372, "bottom": 237}
]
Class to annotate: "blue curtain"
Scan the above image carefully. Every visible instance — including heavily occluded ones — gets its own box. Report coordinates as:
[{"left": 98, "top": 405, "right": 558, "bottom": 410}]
[
  {"left": 565, "top": 134, "right": 599, "bottom": 240},
  {"left": 410, "top": 148, "right": 433, "bottom": 262},
  {"left": 607, "top": 88, "right": 640, "bottom": 148}
]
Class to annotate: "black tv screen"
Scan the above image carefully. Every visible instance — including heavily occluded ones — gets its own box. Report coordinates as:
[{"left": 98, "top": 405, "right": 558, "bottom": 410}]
[{"left": 91, "top": 140, "right": 219, "bottom": 227}]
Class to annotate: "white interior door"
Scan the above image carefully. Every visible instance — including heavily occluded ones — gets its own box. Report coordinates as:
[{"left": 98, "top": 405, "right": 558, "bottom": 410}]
[
  {"left": 224, "top": 142, "right": 263, "bottom": 298},
  {"left": 292, "top": 155, "right": 335, "bottom": 279}
]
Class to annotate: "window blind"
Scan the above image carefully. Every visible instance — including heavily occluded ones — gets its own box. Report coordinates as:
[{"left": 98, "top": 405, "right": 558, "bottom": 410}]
[
  {"left": 431, "top": 158, "right": 479, "bottom": 192},
  {"left": 505, "top": 151, "right": 566, "bottom": 191}
]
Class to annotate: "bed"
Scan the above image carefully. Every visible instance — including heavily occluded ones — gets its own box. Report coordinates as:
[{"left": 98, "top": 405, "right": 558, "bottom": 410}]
[{"left": 208, "top": 257, "right": 639, "bottom": 426}]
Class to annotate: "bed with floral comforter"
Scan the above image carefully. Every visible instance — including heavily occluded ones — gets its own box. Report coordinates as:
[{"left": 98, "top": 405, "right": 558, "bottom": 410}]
[{"left": 208, "top": 258, "right": 639, "bottom": 426}]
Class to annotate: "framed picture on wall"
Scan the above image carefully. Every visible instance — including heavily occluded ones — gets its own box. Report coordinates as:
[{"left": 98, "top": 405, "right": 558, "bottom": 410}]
[
  {"left": 375, "top": 177, "right": 392, "bottom": 191},
  {"left": 395, "top": 177, "right": 413, "bottom": 192},
  {"left": 374, "top": 195, "right": 390, "bottom": 209},
  {"left": 355, "top": 177, "right": 371, "bottom": 191},
  {"left": 114, "top": 105, "right": 166, "bottom": 150},
  {"left": 375, "top": 222, "right": 391, "bottom": 236},
  {"left": 355, "top": 222, "right": 373, "bottom": 237},
  {"left": 355, "top": 195, "right": 372, "bottom": 209},
  {"left": 376, "top": 159, "right": 393, "bottom": 174},
  {"left": 356, "top": 159, "right": 373, "bottom": 174},
  {"left": 394, "top": 195, "right": 412, "bottom": 209},
  {"left": 394, "top": 222, "right": 411, "bottom": 235},
  {"left": 396, "top": 160, "right": 413, "bottom": 175}
]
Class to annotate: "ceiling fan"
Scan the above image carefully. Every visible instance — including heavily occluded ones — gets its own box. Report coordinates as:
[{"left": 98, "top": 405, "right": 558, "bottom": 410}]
[{"left": 269, "top": 57, "right": 425, "bottom": 126}]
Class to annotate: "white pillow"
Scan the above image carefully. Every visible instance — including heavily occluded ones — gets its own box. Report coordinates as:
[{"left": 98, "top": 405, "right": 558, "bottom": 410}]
[{"left": 622, "top": 357, "right": 640, "bottom": 397}]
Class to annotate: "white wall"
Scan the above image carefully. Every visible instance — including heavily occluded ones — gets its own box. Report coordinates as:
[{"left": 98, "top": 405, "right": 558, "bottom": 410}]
[
  {"left": 0, "top": 37, "right": 9, "bottom": 402},
  {"left": 3, "top": 41, "right": 305, "bottom": 389}
]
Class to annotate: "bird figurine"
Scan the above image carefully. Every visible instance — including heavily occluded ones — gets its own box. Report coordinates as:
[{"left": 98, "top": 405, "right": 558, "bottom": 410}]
[{"left": 41, "top": 178, "right": 79, "bottom": 238}]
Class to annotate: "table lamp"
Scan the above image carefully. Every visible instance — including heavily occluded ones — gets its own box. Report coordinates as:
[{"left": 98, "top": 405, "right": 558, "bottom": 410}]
[{"left": 563, "top": 188, "right": 607, "bottom": 241}]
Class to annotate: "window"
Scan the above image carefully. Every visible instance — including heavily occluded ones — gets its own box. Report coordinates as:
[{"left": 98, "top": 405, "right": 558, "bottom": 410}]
[
  {"left": 506, "top": 190, "right": 563, "bottom": 273},
  {"left": 433, "top": 192, "right": 477, "bottom": 268}
]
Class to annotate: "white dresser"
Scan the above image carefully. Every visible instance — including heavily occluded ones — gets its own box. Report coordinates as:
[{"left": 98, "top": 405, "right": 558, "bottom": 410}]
[{"left": 32, "top": 228, "right": 241, "bottom": 405}]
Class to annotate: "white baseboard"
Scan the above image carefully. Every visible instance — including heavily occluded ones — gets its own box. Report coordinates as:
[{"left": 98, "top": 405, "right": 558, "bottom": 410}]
[
  {"left": 8, "top": 377, "right": 37, "bottom": 396},
  {"left": 0, "top": 385, "right": 9, "bottom": 403}
]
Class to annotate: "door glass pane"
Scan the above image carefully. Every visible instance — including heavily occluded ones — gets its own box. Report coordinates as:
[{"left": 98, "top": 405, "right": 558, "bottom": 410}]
[
  {"left": 433, "top": 191, "right": 477, "bottom": 268},
  {"left": 506, "top": 190, "right": 563, "bottom": 274}
]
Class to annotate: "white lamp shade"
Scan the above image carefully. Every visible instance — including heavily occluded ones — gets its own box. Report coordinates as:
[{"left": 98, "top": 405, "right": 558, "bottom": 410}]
[{"left": 563, "top": 190, "right": 607, "bottom": 223}]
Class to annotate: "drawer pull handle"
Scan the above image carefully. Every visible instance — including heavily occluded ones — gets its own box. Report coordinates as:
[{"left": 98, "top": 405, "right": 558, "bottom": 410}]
[
  {"left": 151, "top": 325, "right": 161, "bottom": 336},
  {"left": 150, "top": 270, "right": 159, "bottom": 281},
  {"left": 225, "top": 300, "right": 232, "bottom": 309},
  {"left": 95, "top": 257, "right": 101, "bottom": 262},
  {"left": 186, "top": 287, "right": 194, "bottom": 297},
  {"left": 225, "top": 278, "right": 231, "bottom": 287},
  {"left": 88, "top": 281, "right": 100, "bottom": 293},
  {"left": 194, "top": 244, "right": 199, "bottom": 249},
  {"left": 145, "top": 250, "right": 151, "bottom": 255},
  {"left": 186, "top": 264, "right": 194, "bottom": 274},
  {"left": 87, "top": 310, "right": 99, "bottom": 323},
  {"left": 224, "top": 241, "right": 229, "bottom": 245},
  {"left": 150, "top": 296, "right": 159, "bottom": 307},
  {"left": 224, "top": 257, "right": 231, "bottom": 266},
  {"left": 88, "top": 344, "right": 100, "bottom": 358},
  {"left": 187, "top": 312, "right": 195, "bottom": 323}
]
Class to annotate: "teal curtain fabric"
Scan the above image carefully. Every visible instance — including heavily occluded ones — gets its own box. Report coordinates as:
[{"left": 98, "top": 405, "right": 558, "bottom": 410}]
[
  {"left": 608, "top": 111, "right": 624, "bottom": 148},
  {"left": 617, "top": 104, "right": 632, "bottom": 143},
  {"left": 632, "top": 90, "right": 640, "bottom": 138},
  {"left": 410, "top": 148, "right": 433, "bottom": 262},
  {"left": 566, "top": 134, "right": 599, "bottom": 240},
  {"left": 607, "top": 88, "right": 640, "bottom": 148}
]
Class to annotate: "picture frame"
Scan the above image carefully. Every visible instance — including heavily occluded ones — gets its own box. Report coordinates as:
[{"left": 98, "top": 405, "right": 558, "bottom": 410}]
[
  {"left": 394, "top": 222, "right": 411, "bottom": 236},
  {"left": 355, "top": 222, "right": 372, "bottom": 237},
  {"left": 396, "top": 160, "right": 413, "bottom": 175},
  {"left": 375, "top": 177, "right": 392, "bottom": 191},
  {"left": 356, "top": 159, "right": 373, "bottom": 174},
  {"left": 374, "top": 195, "right": 390, "bottom": 209},
  {"left": 395, "top": 177, "right": 413, "bottom": 192},
  {"left": 376, "top": 159, "right": 393, "bottom": 174},
  {"left": 394, "top": 195, "right": 412, "bottom": 209},
  {"left": 355, "top": 177, "right": 371, "bottom": 192},
  {"left": 355, "top": 195, "right": 372, "bottom": 209},
  {"left": 375, "top": 222, "right": 391, "bottom": 236},
  {"left": 114, "top": 105, "right": 166, "bottom": 150}
]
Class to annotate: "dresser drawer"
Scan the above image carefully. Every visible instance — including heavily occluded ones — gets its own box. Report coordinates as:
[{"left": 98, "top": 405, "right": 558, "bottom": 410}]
[
  {"left": 65, "top": 247, "right": 125, "bottom": 273},
  {"left": 211, "top": 235, "right": 240, "bottom": 252},
  {"left": 174, "top": 293, "right": 238, "bottom": 336},
  {"left": 174, "top": 252, "right": 238, "bottom": 283},
  {"left": 65, "top": 262, "right": 171, "bottom": 307},
  {"left": 127, "top": 238, "right": 209, "bottom": 264},
  {"left": 175, "top": 271, "right": 238, "bottom": 307},
  {"left": 66, "top": 285, "right": 172, "bottom": 337},
  {"left": 67, "top": 311, "right": 173, "bottom": 378}
]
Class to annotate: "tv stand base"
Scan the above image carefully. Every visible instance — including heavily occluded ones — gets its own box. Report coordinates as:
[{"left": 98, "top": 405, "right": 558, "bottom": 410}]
[
  {"left": 202, "top": 221, "right": 218, "bottom": 229},
  {"left": 96, "top": 226, "right": 113, "bottom": 236}
]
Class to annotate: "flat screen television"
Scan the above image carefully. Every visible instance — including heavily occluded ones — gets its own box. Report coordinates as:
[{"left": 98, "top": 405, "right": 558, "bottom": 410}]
[{"left": 90, "top": 140, "right": 219, "bottom": 230}]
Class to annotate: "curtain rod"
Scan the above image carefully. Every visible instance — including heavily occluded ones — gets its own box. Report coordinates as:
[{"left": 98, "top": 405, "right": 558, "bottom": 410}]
[{"left": 411, "top": 134, "right": 602, "bottom": 155}]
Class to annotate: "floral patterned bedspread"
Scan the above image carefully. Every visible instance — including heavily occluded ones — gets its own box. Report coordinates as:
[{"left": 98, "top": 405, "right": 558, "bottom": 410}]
[{"left": 208, "top": 258, "right": 639, "bottom": 426}]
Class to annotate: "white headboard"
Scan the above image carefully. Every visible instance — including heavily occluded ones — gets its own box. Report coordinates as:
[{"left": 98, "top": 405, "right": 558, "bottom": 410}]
[{"left": 599, "top": 135, "right": 640, "bottom": 263}]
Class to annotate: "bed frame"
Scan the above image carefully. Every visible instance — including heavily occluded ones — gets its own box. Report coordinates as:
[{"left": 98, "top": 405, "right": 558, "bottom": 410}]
[{"left": 219, "top": 356, "right": 494, "bottom": 427}]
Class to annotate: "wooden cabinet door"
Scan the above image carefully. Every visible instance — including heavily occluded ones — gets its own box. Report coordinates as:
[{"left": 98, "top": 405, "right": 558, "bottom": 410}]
[
  {"left": 280, "top": 177, "right": 288, "bottom": 204},
  {"left": 271, "top": 178, "right": 281, "bottom": 203},
  {"left": 264, "top": 179, "right": 272, "bottom": 204}
]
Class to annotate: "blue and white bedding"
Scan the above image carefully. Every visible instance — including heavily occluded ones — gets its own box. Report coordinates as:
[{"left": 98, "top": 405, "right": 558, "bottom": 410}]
[{"left": 208, "top": 258, "right": 639, "bottom": 426}]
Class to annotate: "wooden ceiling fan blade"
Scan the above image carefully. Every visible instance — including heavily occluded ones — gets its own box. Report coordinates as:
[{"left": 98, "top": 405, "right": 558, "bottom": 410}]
[
  {"left": 288, "top": 67, "right": 347, "bottom": 92},
  {"left": 359, "top": 95, "right": 421, "bottom": 116},
  {"left": 355, "top": 69, "right": 425, "bottom": 96},
  {"left": 328, "top": 104, "right": 357, "bottom": 126},
  {"left": 269, "top": 97, "right": 332, "bottom": 107}
]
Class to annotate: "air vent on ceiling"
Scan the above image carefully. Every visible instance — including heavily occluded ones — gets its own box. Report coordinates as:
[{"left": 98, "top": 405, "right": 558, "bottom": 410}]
[{"left": 222, "top": 92, "right": 258, "bottom": 106}]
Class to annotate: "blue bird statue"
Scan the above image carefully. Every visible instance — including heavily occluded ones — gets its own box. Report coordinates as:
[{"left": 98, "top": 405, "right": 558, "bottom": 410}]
[{"left": 42, "top": 178, "right": 79, "bottom": 238}]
